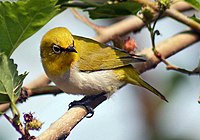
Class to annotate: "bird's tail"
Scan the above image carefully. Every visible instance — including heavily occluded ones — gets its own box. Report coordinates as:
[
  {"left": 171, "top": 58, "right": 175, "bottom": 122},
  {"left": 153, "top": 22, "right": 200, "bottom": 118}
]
[{"left": 123, "top": 66, "right": 168, "bottom": 102}]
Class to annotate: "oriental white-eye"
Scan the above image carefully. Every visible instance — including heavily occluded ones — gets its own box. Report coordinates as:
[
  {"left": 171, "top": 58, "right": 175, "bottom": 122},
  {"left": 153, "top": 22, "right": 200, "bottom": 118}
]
[{"left": 40, "top": 27, "right": 167, "bottom": 108}]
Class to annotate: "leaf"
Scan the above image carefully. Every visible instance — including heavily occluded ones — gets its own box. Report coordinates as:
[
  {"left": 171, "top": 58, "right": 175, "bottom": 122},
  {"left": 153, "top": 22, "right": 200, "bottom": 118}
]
[
  {"left": 86, "top": 1, "right": 141, "bottom": 19},
  {"left": 190, "top": 14, "right": 200, "bottom": 23},
  {"left": 183, "top": 0, "right": 200, "bottom": 11},
  {"left": 0, "top": 0, "right": 60, "bottom": 57},
  {"left": 0, "top": 53, "right": 28, "bottom": 115},
  {"left": 0, "top": 94, "right": 10, "bottom": 104}
]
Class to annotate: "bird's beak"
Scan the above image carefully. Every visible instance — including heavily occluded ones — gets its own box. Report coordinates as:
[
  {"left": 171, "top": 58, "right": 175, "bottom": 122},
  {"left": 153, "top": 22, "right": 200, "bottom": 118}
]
[
  {"left": 66, "top": 40, "right": 77, "bottom": 53},
  {"left": 67, "top": 45, "right": 77, "bottom": 53}
]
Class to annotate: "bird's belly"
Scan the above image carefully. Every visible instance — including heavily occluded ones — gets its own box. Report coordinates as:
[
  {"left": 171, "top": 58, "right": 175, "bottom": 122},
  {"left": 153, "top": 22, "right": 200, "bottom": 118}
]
[{"left": 52, "top": 70, "right": 125, "bottom": 96}]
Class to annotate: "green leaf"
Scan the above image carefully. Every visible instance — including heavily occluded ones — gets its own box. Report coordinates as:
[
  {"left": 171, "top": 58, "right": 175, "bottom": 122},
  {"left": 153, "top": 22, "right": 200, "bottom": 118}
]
[
  {"left": 0, "top": 94, "right": 10, "bottom": 104},
  {"left": 0, "top": 53, "right": 28, "bottom": 115},
  {"left": 86, "top": 1, "right": 141, "bottom": 19},
  {"left": 0, "top": 0, "right": 60, "bottom": 57},
  {"left": 183, "top": 0, "right": 200, "bottom": 11},
  {"left": 190, "top": 14, "right": 200, "bottom": 23}
]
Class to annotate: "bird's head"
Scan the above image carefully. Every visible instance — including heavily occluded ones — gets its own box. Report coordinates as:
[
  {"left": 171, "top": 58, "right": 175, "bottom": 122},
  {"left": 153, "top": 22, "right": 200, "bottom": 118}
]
[{"left": 40, "top": 27, "right": 78, "bottom": 77}]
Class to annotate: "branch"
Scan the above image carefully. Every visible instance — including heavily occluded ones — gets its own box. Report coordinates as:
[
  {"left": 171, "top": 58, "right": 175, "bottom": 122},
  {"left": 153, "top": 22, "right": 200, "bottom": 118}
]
[
  {"left": 37, "top": 107, "right": 87, "bottom": 140},
  {"left": 166, "top": 8, "right": 200, "bottom": 33},
  {"left": 93, "top": 2, "right": 192, "bottom": 42},
  {"left": 0, "top": 74, "right": 52, "bottom": 112},
  {"left": 36, "top": 31, "right": 200, "bottom": 140},
  {"left": 135, "top": 0, "right": 200, "bottom": 33},
  {"left": 136, "top": 31, "right": 200, "bottom": 73},
  {"left": 70, "top": 8, "right": 104, "bottom": 34},
  {"left": 25, "top": 74, "right": 51, "bottom": 90},
  {"left": 37, "top": 95, "right": 106, "bottom": 140}
]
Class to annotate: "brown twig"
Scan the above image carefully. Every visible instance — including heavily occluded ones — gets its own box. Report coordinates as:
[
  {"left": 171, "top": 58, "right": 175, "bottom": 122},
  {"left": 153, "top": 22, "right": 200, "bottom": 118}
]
[
  {"left": 166, "top": 8, "right": 200, "bottom": 33},
  {"left": 136, "top": 31, "right": 200, "bottom": 73},
  {"left": 94, "top": 2, "right": 192, "bottom": 43},
  {"left": 135, "top": 0, "right": 200, "bottom": 32},
  {"left": 3, "top": 114, "right": 28, "bottom": 139},
  {"left": 25, "top": 86, "right": 63, "bottom": 97},
  {"left": 70, "top": 8, "right": 104, "bottom": 34},
  {"left": 153, "top": 50, "right": 200, "bottom": 75},
  {"left": 25, "top": 74, "right": 51, "bottom": 89},
  {"left": 70, "top": 1, "right": 192, "bottom": 41}
]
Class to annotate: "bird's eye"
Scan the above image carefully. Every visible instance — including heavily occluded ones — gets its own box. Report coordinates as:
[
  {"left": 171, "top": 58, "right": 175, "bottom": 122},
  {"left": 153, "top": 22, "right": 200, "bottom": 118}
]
[{"left": 52, "top": 44, "right": 61, "bottom": 54}]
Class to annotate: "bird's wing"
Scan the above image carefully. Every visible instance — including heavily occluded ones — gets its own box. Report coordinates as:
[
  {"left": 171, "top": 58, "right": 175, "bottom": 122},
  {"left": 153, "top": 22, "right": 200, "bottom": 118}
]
[{"left": 74, "top": 35, "right": 145, "bottom": 71}]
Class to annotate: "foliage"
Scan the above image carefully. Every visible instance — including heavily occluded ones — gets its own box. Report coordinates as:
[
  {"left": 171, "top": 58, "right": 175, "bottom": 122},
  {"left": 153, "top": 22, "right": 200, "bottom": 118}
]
[
  {"left": 0, "top": 0, "right": 60, "bottom": 57},
  {"left": 85, "top": 1, "right": 141, "bottom": 19},
  {"left": 0, "top": 53, "right": 27, "bottom": 115},
  {"left": 0, "top": 0, "right": 62, "bottom": 113}
]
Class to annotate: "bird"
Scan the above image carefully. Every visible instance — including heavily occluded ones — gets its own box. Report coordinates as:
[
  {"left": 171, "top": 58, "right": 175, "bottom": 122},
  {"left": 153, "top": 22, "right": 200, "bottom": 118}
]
[{"left": 40, "top": 27, "right": 167, "bottom": 115}]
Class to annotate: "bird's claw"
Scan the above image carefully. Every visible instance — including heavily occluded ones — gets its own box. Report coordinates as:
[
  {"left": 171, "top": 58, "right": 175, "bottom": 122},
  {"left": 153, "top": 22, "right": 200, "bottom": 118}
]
[
  {"left": 68, "top": 93, "right": 107, "bottom": 118},
  {"left": 68, "top": 100, "right": 94, "bottom": 118}
]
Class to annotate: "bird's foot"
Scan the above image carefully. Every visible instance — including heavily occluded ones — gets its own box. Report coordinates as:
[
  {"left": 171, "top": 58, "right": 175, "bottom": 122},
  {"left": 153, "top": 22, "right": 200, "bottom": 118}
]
[
  {"left": 68, "top": 99, "right": 94, "bottom": 118},
  {"left": 68, "top": 93, "right": 107, "bottom": 118}
]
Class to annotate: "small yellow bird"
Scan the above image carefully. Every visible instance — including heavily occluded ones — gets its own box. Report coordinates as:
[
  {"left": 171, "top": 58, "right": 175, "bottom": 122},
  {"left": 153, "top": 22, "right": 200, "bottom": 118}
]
[{"left": 40, "top": 27, "right": 167, "bottom": 110}]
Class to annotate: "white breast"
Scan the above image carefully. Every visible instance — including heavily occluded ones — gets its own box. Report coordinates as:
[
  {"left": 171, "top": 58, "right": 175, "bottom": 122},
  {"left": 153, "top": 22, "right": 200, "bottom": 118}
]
[{"left": 50, "top": 66, "right": 125, "bottom": 96}]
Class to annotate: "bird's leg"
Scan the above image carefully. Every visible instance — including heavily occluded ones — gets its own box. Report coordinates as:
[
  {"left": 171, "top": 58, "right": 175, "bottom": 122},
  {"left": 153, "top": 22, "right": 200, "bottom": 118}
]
[
  {"left": 68, "top": 92, "right": 107, "bottom": 118},
  {"left": 68, "top": 96, "right": 94, "bottom": 118}
]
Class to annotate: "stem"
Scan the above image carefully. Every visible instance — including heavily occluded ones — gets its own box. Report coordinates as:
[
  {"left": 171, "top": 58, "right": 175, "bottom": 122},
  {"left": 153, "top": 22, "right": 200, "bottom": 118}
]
[
  {"left": 146, "top": 8, "right": 164, "bottom": 51},
  {"left": 10, "top": 101, "right": 20, "bottom": 117},
  {"left": 166, "top": 64, "right": 200, "bottom": 75},
  {"left": 141, "top": 2, "right": 198, "bottom": 74},
  {"left": 152, "top": 12, "right": 161, "bottom": 31},
  {"left": 3, "top": 114, "right": 26, "bottom": 137},
  {"left": 136, "top": 31, "right": 200, "bottom": 73},
  {"left": 136, "top": 0, "right": 200, "bottom": 33}
]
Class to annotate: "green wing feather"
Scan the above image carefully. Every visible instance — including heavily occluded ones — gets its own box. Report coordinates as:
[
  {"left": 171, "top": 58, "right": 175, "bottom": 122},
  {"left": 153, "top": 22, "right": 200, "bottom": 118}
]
[
  {"left": 73, "top": 35, "right": 167, "bottom": 102},
  {"left": 74, "top": 35, "right": 145, "bottom": 71}
]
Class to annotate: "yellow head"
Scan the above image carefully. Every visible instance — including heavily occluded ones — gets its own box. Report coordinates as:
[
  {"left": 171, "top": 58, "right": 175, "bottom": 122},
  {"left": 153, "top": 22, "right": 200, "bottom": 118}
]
[{"left": 40, "top": 27, "right": 78, "bottom": 77}]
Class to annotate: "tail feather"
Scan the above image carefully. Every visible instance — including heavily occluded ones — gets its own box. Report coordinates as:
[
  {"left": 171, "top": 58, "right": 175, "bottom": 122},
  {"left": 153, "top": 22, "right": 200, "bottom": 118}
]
[
  {"left": 124, "top": 67, "right": 168, "bottom": 102},
  {"left": 138, "top": 78, "right": 168, "bottom": 102}
]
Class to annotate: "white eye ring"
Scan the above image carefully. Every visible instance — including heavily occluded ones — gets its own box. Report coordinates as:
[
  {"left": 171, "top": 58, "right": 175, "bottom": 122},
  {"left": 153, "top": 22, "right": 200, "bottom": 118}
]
[{"left": 52, "top": 44, "right": 61, "bottom": 54}]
